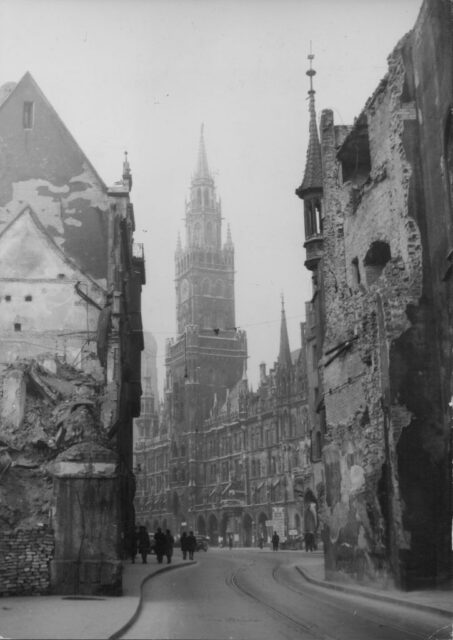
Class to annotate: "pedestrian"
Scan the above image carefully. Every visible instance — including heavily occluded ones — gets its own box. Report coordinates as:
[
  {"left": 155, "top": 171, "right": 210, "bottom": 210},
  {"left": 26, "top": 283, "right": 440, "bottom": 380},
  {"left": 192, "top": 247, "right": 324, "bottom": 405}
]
[
  {"left": 187, "top": 530, "right": 197, "bottom": 560},
  {"left": 258, "top": 536, "right": 264, "bottom": 550},
  {"left": 304, "top": 500, "right": 318, "bottom": 552},
  {"left": 228, "top": 534, "right": 233, "bottom": 550},
  {"left": 180, "top": 531, "right": 189, "bottom": 560},
  {"left": 131, "top": 526, "right": 139, "bottom": 563},
  {"left": 271, "top": 531, "right": 280, "bottom": 551},
  {"left": 137, "top": 525, "right": 151, "bottom": 564},
  {"left": 165, "top": 529, "right": 174, "bottom": 564},
  {"left": 154, "top": 527, "right": 166, "bottom": 564}
]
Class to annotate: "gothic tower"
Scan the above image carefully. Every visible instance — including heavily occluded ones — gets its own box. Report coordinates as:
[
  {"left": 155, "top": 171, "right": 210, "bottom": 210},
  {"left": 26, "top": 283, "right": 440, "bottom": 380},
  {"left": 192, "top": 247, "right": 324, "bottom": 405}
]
[{"left": 166, "top": 125, "right": 247, "bottom": 435}]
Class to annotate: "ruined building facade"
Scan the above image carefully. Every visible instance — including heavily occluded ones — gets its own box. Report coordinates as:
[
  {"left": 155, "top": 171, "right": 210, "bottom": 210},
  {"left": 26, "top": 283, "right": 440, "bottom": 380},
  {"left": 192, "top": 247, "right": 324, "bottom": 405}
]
[
  {"left": 136, "top": 131, "right": 316, "bottom": 544},
  {"left": 0, "top": 73, "right": 145, "bottom": 595},
  {"left": 296, "top": 0, "right": 452, "bottom": 589}
]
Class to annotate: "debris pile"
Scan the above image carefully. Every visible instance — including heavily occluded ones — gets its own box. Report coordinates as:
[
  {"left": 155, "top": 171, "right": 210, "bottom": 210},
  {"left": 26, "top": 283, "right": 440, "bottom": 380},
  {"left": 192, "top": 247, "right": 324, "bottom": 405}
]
[{"left": 0, "top": 357, "right": 112, "bottom": 531}]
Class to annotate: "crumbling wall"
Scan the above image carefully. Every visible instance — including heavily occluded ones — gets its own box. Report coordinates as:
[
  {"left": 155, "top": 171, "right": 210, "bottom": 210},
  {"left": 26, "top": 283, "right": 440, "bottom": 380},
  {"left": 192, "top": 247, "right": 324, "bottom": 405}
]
[
  {"left": 319, "top": 34, "right": 425, "bottom": 588},
  {"left": 319, "top": 0, "right": 453, "bottom": 590},
  {"left": 0, "top": 527, "right": 54, "bottom": 596},
  {"left": 0, "top": 357, "right": 120, "bottom": 595}
]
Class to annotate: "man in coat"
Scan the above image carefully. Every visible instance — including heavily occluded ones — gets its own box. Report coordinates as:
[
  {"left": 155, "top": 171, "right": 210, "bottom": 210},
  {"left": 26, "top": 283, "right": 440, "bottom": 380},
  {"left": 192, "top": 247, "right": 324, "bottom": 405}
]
[{"left": 154, "top": 527, "right": 167, "bottom": 564}]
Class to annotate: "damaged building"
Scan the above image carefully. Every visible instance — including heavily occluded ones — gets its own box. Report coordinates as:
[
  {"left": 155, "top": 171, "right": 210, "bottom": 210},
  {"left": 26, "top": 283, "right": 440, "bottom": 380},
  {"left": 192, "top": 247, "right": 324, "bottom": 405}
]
[
  {"left": 296, "top": 0, "right": 452, "bottom": 589},
  {"left": 0, "top": 73, "right": 145, "bottom": 595}
]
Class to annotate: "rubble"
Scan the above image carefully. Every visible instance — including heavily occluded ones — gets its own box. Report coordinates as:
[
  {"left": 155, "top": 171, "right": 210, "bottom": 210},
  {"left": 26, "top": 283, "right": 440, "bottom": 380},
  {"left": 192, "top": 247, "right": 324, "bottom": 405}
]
[{"left": 0, "top": 356, "right": 112, "bottom": 531}]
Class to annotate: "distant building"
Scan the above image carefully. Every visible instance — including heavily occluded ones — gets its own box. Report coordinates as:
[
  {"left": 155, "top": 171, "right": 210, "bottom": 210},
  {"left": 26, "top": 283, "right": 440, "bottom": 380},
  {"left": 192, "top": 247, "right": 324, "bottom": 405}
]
[
  {"left": 296, "top": 0, "right": 452, "bottom": 589},
  {"left": 134, "top": 331, "right": 159, "bottom": 524},
  {"left": 141, "top": 129, "right": 314, "bottom": 544},
  {"left": 0, "top": 72, "right": 145, "bottom": 595}
]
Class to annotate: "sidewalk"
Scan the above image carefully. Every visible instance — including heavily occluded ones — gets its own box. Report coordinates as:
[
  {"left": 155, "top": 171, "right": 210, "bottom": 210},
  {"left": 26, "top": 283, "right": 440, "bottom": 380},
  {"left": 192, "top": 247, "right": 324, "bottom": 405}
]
[
  {"left": 0, "top": 558, "right": 195, "bottom": 640},
  {"left": 295, "top": 551, "right": 453, "bottom": 619}
]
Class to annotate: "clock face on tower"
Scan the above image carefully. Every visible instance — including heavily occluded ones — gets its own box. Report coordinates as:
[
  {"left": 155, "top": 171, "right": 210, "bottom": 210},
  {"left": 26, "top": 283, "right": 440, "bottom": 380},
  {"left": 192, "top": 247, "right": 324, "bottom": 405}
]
[{"left": 181, "top": 279, "right": 189, "bottom": 302}]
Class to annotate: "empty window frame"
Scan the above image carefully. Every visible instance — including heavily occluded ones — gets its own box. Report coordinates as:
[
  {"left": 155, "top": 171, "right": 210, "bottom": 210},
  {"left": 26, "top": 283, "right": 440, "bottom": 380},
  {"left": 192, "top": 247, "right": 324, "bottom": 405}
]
[{"left": 23, "top": 102, "right": 34, "bottom": 129}]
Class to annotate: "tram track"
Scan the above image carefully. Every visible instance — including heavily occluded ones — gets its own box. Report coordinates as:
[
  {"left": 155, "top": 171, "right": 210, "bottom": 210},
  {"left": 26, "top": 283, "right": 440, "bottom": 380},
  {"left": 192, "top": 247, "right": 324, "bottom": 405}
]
[
  {"left": 225, "top": 561, "right": 448, "bottom": 640},
  {"left": 225, "top": 563, "right": 335, "bottom": 640},
  {"left": 270, "top": 564, "right": 451, "bottom": 640}
]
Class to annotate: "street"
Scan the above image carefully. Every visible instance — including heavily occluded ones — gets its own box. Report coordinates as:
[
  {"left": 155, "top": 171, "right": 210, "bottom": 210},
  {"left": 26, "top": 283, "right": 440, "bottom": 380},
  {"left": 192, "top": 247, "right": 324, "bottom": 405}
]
[{"left": 121, "top": 549, "right": 453, "bottom": 640}]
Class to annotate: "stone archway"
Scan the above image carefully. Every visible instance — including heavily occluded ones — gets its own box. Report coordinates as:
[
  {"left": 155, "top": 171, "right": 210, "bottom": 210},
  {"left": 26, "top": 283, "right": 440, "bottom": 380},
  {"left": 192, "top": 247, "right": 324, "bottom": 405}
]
[
  {"left": 208, "top": 514, "right": 219, "bottom": 545},
  {"left": 197, "top": 515, "right": 206, "bottom": 536},
  {"left": 258, "top": 512, "right": 269, "bottom": 543},
  {"left": 242, "top": 513, "right": 253, "bottom": 547}
]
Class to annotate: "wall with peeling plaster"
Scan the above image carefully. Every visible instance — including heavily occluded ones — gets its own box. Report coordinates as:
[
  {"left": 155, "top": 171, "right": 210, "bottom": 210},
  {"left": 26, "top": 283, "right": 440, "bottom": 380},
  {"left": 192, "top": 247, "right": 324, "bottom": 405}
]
[{"left": 319, "top": 0, "right": 452, "bottom": 589}]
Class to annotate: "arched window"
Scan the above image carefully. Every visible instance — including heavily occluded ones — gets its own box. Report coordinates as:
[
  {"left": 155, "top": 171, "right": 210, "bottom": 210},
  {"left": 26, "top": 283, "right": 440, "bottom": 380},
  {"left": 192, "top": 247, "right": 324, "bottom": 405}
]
[
  {"left": 197, "top": 188, "right": 202, "bottom": 205},
  {"left": 215, "top": 279, "right": 224, "bottom": 297},
  {"left": 204, "top": 188, "right": 210, "bottom": 207}
]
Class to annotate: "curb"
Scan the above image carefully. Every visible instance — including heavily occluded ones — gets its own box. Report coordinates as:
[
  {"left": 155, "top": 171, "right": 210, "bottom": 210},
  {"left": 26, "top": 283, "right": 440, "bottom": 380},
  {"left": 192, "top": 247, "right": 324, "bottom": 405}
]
[
  {"left": 295, "top": 566, "right": 453, "bottom": 620},
  {"left": 108, "top": 561, "right": 196, "bottom": 639}
]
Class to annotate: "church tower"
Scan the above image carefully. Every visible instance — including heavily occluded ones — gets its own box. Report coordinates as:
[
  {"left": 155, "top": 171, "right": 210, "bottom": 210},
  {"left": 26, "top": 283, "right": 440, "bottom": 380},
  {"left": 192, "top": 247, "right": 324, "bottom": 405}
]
[{"left": 166, "top": 126, "right": 247, "bottom": 438}]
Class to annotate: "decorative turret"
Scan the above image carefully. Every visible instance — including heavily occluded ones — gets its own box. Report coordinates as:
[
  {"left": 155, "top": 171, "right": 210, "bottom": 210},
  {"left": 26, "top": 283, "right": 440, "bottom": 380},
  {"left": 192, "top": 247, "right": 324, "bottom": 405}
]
[
  {"left": 185, "top": 125, "right": 221, "bottom": 250},
  {"left": 122, "top": 151, "right": 132, "bottom": 192},
  {"left": 278, "top": 295, "right": 292, "bottom": 369},
  {"left": 175, "top": 231, "right": 182, "bottom": 255},
  {"left": 225, "top": 223, "right": 234, "bottom": 250},
  {"left": 295, "top": 50, "right": 323, "bottom": 271}
]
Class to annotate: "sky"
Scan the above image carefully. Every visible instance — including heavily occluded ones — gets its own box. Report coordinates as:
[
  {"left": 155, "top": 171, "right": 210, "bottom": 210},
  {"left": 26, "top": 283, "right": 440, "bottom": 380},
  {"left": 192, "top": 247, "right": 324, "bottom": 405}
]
[{"left": 0, "top": 0, "right": 423, "bottom": 395}]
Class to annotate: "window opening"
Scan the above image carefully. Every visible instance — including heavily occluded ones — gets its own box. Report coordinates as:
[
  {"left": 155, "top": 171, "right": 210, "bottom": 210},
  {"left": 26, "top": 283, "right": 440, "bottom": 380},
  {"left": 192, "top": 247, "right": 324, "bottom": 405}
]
[{"left": 23, "top": 102, "right": 34, "bottom": 129}]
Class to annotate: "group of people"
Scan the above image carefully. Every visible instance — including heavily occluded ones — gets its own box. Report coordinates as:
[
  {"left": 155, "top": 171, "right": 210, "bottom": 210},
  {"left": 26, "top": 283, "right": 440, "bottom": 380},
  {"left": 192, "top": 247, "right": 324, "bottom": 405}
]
[{"left": 128, "top": 526, "right": 198, "bottom": 564}]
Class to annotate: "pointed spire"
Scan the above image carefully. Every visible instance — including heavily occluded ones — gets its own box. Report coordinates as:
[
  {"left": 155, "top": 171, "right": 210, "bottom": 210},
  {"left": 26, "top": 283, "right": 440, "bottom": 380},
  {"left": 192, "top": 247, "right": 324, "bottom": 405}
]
[
  {"left": 278, "top": 295, "right": 292, "bottom": 368},
  {"left": 176, "top": 231, "right": 182, "bottom": 254},
  {"left": 295, "top": 48, "right": 323, "bottom": 198},
  {"left": 123, "top": 150, "right": 132, "bottom": 190},
  {"left": 225, "top": 223, "right": 233, "bottom": 248},
  {"left": 194, "top": 123, "right": 211, "bottom": 181}
]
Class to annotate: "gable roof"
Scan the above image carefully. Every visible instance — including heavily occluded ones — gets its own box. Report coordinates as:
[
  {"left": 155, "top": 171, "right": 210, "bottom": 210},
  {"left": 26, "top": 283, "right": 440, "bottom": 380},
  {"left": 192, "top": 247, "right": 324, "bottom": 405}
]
[{"left": 0, "top": 72, "right": 106, "bottom": 190}]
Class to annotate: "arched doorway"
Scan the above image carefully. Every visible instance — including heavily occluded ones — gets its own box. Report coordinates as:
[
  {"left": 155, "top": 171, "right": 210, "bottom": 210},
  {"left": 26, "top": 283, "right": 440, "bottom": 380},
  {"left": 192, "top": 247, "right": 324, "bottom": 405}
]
[
  {"left": 208, "top": 514, "right": 219, "bottom": 545},
  {"left": 258, "top": 512, "right": 269, "bottom": 543},
  {"left": 242, "top": 513, "right": 253, "bottom": 547},
  {"left": 152, "top": 519, "right": 159, "bottom": 532},
  {"left": 197, "top": 515, "right": 206, "bottom": 536}
]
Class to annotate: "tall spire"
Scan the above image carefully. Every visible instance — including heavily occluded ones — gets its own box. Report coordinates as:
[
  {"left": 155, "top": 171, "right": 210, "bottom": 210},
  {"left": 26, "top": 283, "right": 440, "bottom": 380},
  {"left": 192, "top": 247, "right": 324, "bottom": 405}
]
[
  {"left": 122, "top": 150, "right": 132, "bottom": 191},
  {"left": 194, "top": 123, "right": 211, "bottom": 181},
  {"left": 278, "top": 295, "right": 292, "bottom": 368},
  {"left": 295, "top": 47, "right": 323, "bottom": 198}
]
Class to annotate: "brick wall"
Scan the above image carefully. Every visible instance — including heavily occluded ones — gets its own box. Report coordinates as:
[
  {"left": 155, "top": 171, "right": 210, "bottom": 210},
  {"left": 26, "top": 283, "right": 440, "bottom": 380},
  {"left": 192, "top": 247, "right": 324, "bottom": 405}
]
[{"left": 0, "top": 527, "right": 54, "bottom": 596}]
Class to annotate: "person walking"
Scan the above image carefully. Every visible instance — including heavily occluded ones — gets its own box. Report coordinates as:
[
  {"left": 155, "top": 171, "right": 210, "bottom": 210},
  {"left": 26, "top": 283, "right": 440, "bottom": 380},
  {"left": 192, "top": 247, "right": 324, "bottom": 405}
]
[
  {"left": 180, "top": 531, "right": 189, "bottom": 560},
  {"left": 137, "top": 526, "right": 151, "bottom": 564},
  {"left": 165, "top": 529, "right": 175, "bottom": 564},
  {"left": 154, "top": 527, "right": 166, "bottom": 564},
  {"left": 187, "top": 531, "right": 197, "bottom": 560},
  {"left": 271, "top": 531, "right": 280, "bottom": 551},
  {"left": 228, "top": 534, "right": 233, "bottom": 550}
]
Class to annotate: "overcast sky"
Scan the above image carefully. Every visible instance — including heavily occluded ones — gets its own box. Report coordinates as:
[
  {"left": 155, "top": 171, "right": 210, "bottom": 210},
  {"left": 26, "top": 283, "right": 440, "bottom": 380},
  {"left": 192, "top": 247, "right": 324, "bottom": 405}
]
[{"left": 0, "top": 0, "right": 423, "bottom": 395}]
